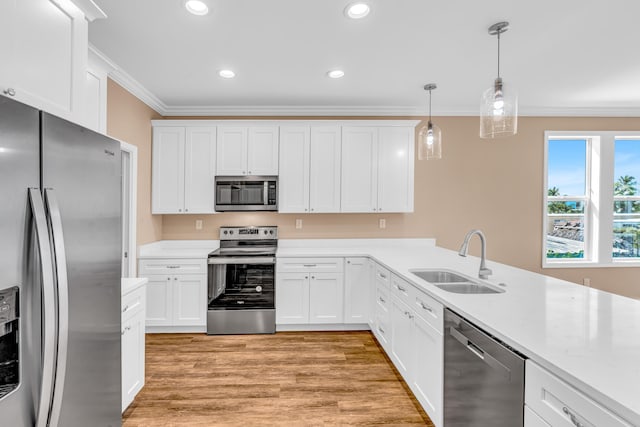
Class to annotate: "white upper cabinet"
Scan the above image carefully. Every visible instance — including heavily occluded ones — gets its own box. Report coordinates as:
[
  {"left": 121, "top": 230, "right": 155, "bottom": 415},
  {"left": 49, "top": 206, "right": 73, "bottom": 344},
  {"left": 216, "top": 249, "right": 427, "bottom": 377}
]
[
  {"left": 152, "top": 127, "right": 185, "bottom": 214},
  {"left": 0, "top": 0, "right": 87, "bottom": 124},
  {"left": 378, "top": 127, "right": 415, "bottom": 212},
  {"left": 152, "top": 126, "right": 216, "bottom": 214},
  {"left": 184, "top": 128, "right": 217, "bottom": 213},
  {"left": 279, "top": 127, "right": 311, "bottom": 213},
  {"left": 217, "top": 126, "right": 279, "bottom": 175},
  {"left": 341, "top": 127, "right": 379, "bottom": 212},
  {"left": 341, "top": 126, "right": 415, "bottom": 213},
  {"left": 310, "top": 126, "right": 341, "bottom": 213},
  {"left": 279, "top": 125, "right": 341, "bottom": 213}
]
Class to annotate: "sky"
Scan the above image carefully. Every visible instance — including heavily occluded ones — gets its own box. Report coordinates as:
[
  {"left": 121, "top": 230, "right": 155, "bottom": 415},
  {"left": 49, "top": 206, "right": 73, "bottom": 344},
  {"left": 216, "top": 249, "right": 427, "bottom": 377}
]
[{"left": 548, "top": 139, "right": 640, "bottom": 196}]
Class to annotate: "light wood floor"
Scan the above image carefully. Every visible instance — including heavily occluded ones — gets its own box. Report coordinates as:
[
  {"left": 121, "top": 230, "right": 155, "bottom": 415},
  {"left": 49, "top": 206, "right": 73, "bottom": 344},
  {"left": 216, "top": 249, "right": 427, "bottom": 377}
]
[{"left": 122, "top": 332, "right": 434, "bottom": 426}]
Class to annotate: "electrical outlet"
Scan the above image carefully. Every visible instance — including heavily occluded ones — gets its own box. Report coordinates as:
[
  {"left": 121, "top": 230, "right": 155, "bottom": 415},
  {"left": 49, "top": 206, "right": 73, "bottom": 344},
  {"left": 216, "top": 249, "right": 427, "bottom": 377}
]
[
  {"left": 195, "top": 220, "right": 203, "bottom": 230},
  {"left": 295, "top": 219, "right": 303, "bottom": 229},
  {"left": 379, "top": 218, "right": 386, "bottom": 229},
  {"left": 583, "top": 278, "right": 591, "bottom": 287}
]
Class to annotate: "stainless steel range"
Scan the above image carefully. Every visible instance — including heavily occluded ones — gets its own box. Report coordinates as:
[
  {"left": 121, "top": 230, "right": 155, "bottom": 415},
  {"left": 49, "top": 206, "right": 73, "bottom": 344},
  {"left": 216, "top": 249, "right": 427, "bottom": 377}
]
[{"left": 207, "top": 226, "right": 277, "bottom": 334}]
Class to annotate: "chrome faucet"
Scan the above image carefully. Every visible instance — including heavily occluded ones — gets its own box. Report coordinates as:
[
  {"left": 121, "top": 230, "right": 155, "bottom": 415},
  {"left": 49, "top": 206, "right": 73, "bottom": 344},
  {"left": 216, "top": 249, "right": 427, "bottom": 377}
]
[{"left": 458, "top": 229, "right": 492, "bottom": 280}]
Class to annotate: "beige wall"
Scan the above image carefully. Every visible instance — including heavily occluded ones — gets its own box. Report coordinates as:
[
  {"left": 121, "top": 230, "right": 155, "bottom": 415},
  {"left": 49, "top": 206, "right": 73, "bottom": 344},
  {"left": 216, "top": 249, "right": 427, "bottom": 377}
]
[
  {"left": 109, "top": 88, "right": 640, "bottom": 299},
  {"left": 106, "top": 79, "right": 163, "bottom": 245}
]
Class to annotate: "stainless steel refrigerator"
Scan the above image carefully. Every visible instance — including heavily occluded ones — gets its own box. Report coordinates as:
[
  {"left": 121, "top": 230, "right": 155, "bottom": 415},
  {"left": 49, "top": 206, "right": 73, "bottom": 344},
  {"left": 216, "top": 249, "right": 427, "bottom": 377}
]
[{"left": 0, "top": 95, "right": 122, "bottom": 426}]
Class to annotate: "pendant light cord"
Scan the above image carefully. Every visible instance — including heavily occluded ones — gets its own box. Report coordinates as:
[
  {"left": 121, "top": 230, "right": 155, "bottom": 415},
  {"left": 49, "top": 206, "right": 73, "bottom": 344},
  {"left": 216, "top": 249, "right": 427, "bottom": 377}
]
[
  {"left": 497, "top": 31, "right": 501, "bottom": 78},
  {"left": 428, "top": 89, "right": 432, "bottom": 123}
]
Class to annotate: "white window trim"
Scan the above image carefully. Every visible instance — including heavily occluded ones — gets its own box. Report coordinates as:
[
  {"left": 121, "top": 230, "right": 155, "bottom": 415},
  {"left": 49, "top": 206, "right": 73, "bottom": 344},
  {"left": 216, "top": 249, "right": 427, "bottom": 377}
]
[{"left": 543, "top": 131, "right": 640, "bottom": 268}]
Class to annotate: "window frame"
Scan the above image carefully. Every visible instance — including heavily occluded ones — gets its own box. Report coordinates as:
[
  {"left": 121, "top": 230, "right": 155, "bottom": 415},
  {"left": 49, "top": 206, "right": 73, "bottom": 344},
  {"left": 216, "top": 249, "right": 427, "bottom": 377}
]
[{"left": 543, "top": 131, "right": 640, "bottom": 268}]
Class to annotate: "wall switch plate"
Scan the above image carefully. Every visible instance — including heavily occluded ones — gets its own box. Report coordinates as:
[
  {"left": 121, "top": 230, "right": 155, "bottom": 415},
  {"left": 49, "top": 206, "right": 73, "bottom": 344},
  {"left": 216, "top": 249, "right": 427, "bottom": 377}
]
[
  {"left": 195, "top": 220, "right": 203, "bottom": 230},
  {"left": 583, "top": 278, "right": 591, "bottom": 287},
  {"left": 379, "top": 218, "right": 386, "bottom": 229},
  {"left": 295, "top": 219, "right": 303, "bottom": 229}
]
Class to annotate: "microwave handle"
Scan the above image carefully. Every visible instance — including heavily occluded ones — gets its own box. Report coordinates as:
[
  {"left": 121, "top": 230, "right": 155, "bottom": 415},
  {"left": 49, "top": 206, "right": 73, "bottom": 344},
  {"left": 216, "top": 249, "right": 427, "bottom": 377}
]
[{"left": 264, "top": 181, "right": 268, "bottom": 205}]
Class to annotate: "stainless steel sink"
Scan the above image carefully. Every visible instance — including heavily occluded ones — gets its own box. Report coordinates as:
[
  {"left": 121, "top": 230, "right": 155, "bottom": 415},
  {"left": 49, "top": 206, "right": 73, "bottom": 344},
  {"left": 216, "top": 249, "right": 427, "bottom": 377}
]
[
  {"left": 409, "top": 269, "right": 505, "bottom": 294},
  {"left": 410, "top": 270, "right": 470, "bottom": 283}
]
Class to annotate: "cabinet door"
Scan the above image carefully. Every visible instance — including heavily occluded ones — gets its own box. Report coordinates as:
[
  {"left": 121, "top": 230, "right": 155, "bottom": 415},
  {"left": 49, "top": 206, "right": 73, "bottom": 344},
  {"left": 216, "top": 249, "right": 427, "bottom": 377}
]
[
  {"left": 378, "top": 127, "right": 415, "bottom": 212},
  {"left": 173, "top": 275, "right": 206, "bottom": 326},
  {"left": 344, "top": 257, "right": 370, "bottom": 324},
  {"left": 367, "top": 259, "right": 376, "bottom": 329},
  {"left": 341, "top": 127, "right": 378, "bottom": 212},
  {"left": 278, "top": 127, "right": 310, "bottom": 213},
  {"left": 1, "top": 0, "right": 87, "bottom": 123},
  {"left": 217, "top": 127, "right": 248, "bottom": 175},
  {"left": 276, "top": 273, "right": 310, "bottom": 324},
  {"left": 145, "top": 276, "right": 172, "bottom": 326},
  {"left": 524, "top": 406, "right": 551, "bottom": 427},
  {"left": 412, "top": 314, "right": 443, "bottom": 427},
  {"left": 390, "top": 296, "right": 413, "bottom": 380},
  {"left": 310, "top": 126, "right": 341, "bottom": 213},
  {"left": 122, "top": 311, "right": 145, "bottom": 412},
  {"left": 184, "top": 127, "right": 216, "bottom": 213},
  {"left": 152, "top": 127, "right": 185, "bottom": 213},
  {"left": 248, "top": 126, "right": 279, "bottom": 175},
  {"left": 309, "top": 272, "right": 344, "bottom": 324}
]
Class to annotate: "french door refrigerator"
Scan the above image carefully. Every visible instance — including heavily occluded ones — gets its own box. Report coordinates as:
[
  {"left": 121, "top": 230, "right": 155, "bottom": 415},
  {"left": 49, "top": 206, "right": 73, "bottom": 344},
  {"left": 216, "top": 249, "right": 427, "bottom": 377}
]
[{"left": 0, "top": 95, "right": 122, "bottom": 426}]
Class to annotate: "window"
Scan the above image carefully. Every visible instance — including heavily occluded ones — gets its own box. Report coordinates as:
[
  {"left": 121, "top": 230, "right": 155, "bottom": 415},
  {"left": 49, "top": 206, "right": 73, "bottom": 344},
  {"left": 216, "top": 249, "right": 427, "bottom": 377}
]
[{"left": 544, "top": 132, "right": 640, "bottom": 267}]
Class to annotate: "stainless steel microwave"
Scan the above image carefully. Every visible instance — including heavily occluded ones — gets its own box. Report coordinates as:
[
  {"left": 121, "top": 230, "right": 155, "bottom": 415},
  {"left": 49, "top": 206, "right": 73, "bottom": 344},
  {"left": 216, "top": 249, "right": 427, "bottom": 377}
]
[{"left": 214, "top": 176, "right": 278, "bottom": 211}]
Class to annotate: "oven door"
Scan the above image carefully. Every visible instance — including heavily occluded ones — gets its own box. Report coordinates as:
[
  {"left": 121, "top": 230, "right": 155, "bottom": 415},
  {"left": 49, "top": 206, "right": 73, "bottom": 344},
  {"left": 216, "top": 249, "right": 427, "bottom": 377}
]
[
  {"left": 214, "top": 176, "right": 278, "bottom": 211},
  {"left": 207, "top": 257, "right": 275, "bottom": 310}
]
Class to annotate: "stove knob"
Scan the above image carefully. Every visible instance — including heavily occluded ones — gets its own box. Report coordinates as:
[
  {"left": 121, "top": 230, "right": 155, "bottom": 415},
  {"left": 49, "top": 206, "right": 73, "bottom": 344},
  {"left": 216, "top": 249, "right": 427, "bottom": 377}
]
[
  {"left": 223, "top": 230, "right": 228, "bottom": 235},
  {"left": 269, "top": 230, "right": 274, "bottom": 235},
  {"left": 264, "top": 230, "right": 268, "bottom": 235},
  {"left": 229, "top": 230, "right": 234, "bottom": 235}
]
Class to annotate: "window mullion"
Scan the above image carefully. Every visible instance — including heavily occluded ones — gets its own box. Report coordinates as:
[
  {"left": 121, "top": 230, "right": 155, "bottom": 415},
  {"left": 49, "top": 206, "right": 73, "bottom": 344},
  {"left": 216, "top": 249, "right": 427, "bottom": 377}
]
[{"left": 597, "top": 134, "right": 616, "bottom": 264}]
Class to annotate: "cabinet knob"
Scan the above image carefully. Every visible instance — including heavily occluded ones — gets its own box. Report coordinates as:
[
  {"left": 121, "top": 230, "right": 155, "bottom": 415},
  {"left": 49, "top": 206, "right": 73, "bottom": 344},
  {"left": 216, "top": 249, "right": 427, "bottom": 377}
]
[
  {"left": 243, "top": 171, "right": 246, "bottom": 175},
  {"left": 305, "top": 276, "right": 308, "bottom": 279},
  {"left": 3, "top": 88, "right": 16, "bottom": 97},
  {"left": 185, "top": 209, "right": 188, "bottom": 212},
  {"left": 248, "top": 171, "right": 252, "bottom": 174},
  {"left": 174, "top": 277, "right": 178, "bottom": 280},
  {"left": 347, "top": 260, "right": 350, "bottom": 264},
  {"left": 178, "top": 209, "right": 182, "bottom": 212},
  {"left": 311, "top": 276, "right": 315, "bottom": 279},
  {"left": 167, "top": 277, "right": 171, "bottom": 280},
  {"left": 304, "top": 209, "right": 308, "bottom": 212},
  {"left": 311, "top": 208, "right": 314, "bottom": 212}
]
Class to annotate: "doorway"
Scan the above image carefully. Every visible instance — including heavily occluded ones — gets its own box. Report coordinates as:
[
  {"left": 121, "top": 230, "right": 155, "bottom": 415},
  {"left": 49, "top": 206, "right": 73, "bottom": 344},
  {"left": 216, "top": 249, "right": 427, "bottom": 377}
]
[{"left": 120, "top": 141, "right": 138, "bottom": 277}]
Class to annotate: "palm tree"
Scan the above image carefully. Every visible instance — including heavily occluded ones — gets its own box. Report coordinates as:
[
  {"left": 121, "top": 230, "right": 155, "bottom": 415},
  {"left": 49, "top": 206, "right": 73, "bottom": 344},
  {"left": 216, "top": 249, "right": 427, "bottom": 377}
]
[
  {"left": 548, "top": 186, "right": 560, "bottom": 196},
  {"left": 614, "top": 175, "right": 637, "bottom": 213}
]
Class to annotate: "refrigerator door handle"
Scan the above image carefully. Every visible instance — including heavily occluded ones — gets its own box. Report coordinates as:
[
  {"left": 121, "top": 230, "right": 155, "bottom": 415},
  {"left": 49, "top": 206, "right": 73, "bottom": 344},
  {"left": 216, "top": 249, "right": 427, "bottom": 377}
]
[
  {"left": 44, "top": 188, "right": 69, "bottom": 427},
  {"left": 28, "top": 188, "right": 57, "bottom": 427}
]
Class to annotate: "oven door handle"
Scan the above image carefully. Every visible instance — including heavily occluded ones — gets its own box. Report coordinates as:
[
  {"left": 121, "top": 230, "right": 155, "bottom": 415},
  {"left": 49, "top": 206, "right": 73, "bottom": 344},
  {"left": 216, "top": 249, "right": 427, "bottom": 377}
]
[{"left": 208, "top": 257, "right": 276, "bottom": 265}]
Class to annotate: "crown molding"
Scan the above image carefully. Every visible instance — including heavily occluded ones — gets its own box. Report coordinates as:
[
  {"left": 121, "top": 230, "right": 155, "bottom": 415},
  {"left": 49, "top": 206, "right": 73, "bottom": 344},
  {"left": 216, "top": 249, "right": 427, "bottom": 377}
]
[{"left": 95, "top": 49, "right": 640, "bottom": 118}]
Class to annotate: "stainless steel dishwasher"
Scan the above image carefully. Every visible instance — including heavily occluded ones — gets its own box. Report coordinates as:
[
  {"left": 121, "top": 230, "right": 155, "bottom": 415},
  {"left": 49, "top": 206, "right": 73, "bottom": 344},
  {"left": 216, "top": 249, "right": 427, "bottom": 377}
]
[{"left": 444, "top": 309, "right": 526, "bottom": 426}]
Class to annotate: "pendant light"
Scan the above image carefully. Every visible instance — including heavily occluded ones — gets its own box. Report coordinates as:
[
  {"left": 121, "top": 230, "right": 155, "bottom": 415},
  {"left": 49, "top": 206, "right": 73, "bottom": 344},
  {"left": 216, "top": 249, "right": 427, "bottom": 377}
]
[
  {"left": 480, "top": 21, "right": 517, "bottom": 139},
  {"left": 418, "top": 84, "right": 442, "bottom": 160}
]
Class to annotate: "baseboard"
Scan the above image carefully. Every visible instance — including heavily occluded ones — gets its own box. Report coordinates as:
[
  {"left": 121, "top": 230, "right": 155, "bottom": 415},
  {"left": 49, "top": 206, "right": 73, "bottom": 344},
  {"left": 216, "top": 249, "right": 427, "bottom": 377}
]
[
  {"left": 146, "top": 325, "right": 207, "bottom": 333},
  {"left": 276, "top": 323, "right": 371, "bottom": 332}
]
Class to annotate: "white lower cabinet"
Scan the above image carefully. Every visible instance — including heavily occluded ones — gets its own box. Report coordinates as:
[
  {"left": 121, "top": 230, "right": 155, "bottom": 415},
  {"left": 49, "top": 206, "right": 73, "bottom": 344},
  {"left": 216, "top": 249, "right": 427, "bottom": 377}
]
[
  {"left": 390, "top": 296, "right": 413, "bottom": 377},
  {"left": 525, "top": 406, "right": 552, "bottom": 427},
  {"left": 525, "top": 360, "right": 633, "bottom": 427},
  {"left": 374, "top": 273, "right": 444, "bottom": 427},
  {"left": 411, "top": 313, "right": 443, "bottom": 427},
  {"left": 344, "top": 257, "right": 371, "bottom": 324},
  {"left": 121, "top": 285, "right": 146, "bottom": 412},
  {"left": 139, "top": 259, "right": 207, "bottom": 332},
  {"left": 276, "top": 257, "right": 344, "bottom": 325}
]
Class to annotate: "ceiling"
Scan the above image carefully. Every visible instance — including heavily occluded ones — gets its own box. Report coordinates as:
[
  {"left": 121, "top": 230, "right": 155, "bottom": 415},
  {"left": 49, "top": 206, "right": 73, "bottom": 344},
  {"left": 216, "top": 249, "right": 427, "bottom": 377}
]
[{"left": 89, "top": 0, "right": 640, "bottom": 116}]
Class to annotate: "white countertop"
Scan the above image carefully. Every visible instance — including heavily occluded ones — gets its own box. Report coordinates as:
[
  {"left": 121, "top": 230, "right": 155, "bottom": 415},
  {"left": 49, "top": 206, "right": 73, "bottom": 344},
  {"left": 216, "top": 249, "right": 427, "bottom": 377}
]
[
  {"left": 138, "top": 238, "right": 640, "bottom": 423},
  {"left": 138, "top": 240, "right": 219, "bottom": 259},
  {"left": 122, "top": 277, "right": 148, "bottom": 296}
]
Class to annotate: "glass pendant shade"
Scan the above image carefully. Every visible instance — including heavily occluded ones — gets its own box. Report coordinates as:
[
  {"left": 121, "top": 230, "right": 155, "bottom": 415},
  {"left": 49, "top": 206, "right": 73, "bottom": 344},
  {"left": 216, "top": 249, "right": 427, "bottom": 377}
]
[
  {"left": 480, "top": 77, "right": 518, "bottom": 138},
  {"left": 418, "top": 121, "right": 442, "bottom": 160}
]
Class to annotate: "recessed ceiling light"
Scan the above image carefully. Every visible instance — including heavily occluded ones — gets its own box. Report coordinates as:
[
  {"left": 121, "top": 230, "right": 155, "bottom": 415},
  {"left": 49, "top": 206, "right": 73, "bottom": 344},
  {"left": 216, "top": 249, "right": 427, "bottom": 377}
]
[
  {"left": 184, "top": 0, "right": 209, "bottom": 16},
  {"left": 327, "top": 70, "right": 345, "bottom": 79},
  {"left": 344, "top": 2, "right": 370, "bottom": 19},
  {"left": 218, "top": 69, "right": 236, "bottom": 79}
]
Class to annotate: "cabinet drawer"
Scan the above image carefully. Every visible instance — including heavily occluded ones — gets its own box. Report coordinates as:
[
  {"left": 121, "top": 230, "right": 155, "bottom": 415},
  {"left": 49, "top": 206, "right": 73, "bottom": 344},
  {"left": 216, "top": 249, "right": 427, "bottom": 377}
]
[
  {"left": 374, "top": 264, "right": 390, "bottom": 288},
  {"left": 525, "top": 406, "right": 551, "bottom": 427},
  {"left": 376, "top": 284, "right": 390, "bottom": 314},
  {"left": 390, "top": 274, "right": 412, "bottom": 307},
  {"left": 525, "top": 361, "right": 632, "bottom": 427},
  {"left": 139, "top": 258, "right": 206, "bottom": 275},
  {"left": 122, "top": 286, "right": 145, "bottom": 322},
  {"left": 277, "top": 257, "right": 343, "bottom": 273},
  {"left": 374, "top": 314, "right": 390, "bottom": 347},
  {"left": 410, "top": 289, "right": 443, "bottom": 334}
]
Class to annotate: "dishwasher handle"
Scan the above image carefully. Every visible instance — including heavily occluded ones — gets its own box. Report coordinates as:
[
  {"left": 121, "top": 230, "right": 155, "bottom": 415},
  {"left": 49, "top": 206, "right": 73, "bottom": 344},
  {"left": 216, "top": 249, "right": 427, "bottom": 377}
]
[{"left": 449, "top": 326, "right": 512, "bottom": 380}]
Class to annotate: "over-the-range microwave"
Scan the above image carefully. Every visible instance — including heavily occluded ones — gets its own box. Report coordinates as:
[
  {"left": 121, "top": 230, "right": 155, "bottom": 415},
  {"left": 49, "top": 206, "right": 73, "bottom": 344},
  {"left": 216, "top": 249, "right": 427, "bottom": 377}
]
[{"left": 214, "top": 176, "right": 278, "bottom": 211}]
